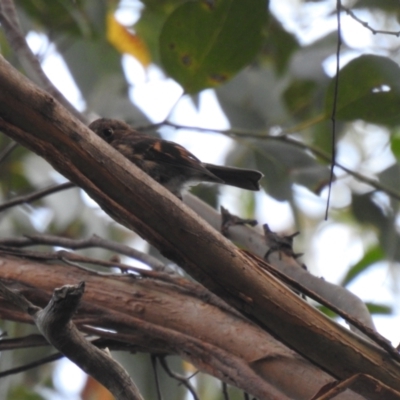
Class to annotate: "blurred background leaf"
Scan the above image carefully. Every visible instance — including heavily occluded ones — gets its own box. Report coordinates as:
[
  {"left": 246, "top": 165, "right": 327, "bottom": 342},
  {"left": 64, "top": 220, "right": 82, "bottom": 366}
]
[{"left": 159, "top": 0, "right": 268, "bottom": 93}]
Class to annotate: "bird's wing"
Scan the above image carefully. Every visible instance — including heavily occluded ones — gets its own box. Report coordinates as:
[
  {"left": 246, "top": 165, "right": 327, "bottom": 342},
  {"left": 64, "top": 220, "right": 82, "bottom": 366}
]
[
  {"left": 142, "top": 139, "right": 202, "bottom": 168},
  {"left": 111, "top": 133, "right": 222, "bottom": 181}
]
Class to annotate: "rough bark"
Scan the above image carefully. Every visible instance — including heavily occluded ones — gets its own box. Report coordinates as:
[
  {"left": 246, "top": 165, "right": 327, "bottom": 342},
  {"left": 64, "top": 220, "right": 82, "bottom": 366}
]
[
  {"left": 0, "top": 54, "right": 399, "bottom": 398},
  {"left": 0, "top": 254, "right": 361, "bottom": 400}
]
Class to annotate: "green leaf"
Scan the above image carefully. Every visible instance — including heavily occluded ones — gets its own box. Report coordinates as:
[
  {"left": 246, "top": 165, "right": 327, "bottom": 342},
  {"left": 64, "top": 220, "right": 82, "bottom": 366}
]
[
  {"left": 160, "top": 0, "right": 268, "bottom": 93},
  {"left": 311, "top": 119, "right": 347, "bottom": 156},
  {"left": 325, "top": 55, "right": 400, "bottom": 126},
  {"left": 254, "top": 141, "right": 330, "bottom": 200},
  {"left": 216, "top": 67, "right": 289, "bottom": 129},
  {"left": 283, "top": 79, "right": 318, "bottom": 119},
  {"left": 354, "top": 0, "right": 400, "bottom": 12},
  {"left": 134, "top": 6, "right": 171, "bottom": 65},
  {"left": 340, "top": 246, "right": 385, "bottom": 286},
  {"left": 317, "top": 301, "right": 392, "bottom": 319},
  {"left": 18, "top": 0, "right": 89, "bottom": 37},
  {"left": 316, "top": 304, "right": 336, "bottom": 318},
  {"left": 378, "top": 162, "right": 400, "bottom": 190},
  {"left": 390, "top": 131, "right": 400, "bottom": 161},
  {"left": 365, "top": 302, "right": 392, "bottom": 315},
  {"left": 255, "top": 146, "right": 292, "bottom": 200},
  {"left": 351, "top": 192, "right": 387, "bottom": 228},
  {"left": 7, "top": 386, "right": 46, "bottom": 400},
  {"left": 264, "top": 17, "right": 299, "bottom": 75}
]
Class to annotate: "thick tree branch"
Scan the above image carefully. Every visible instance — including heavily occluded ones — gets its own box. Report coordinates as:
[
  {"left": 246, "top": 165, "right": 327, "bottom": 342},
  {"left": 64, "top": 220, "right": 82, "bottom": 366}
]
[
  {"left": 0, "top": 176, "right": 375, "bottom": 331},
  {"left": 185, "top": 195, "right": 375, "bottom": 331},
  {"left": 0, "top": 255, "right": 361, "bottom": 400},
  {"left": 0, "top": 146, "right": 374, "bottom": 330},
  {"left": 0, "top": 55, "right": 399, "bottom": 396}
]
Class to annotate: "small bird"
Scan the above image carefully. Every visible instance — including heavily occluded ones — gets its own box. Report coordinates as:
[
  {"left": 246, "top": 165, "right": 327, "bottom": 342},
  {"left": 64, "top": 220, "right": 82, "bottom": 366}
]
[{"left": 89, "top": 118, "right": 263, "bottom": 198}]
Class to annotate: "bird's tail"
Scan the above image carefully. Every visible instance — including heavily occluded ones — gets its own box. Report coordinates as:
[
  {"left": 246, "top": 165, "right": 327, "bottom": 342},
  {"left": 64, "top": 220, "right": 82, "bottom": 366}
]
[{"left": 204, "top": 164, "right": 263, "bottom": 191}]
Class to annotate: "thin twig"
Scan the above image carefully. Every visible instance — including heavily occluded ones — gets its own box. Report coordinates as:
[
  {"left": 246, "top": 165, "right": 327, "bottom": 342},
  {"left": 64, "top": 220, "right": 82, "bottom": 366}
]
[
  {"left": 0, "top": 334, "right": 48, "bottom": 350},
  {"left": 0, "top": 234, "right": 170, "bottom": 273},
  {"left": 0, "top": 279, "right": 39, "bottom": 314},
  {"left": 222, "top": 382, "right": 230, "bottom": 400},
  {"left": 138, "top": 121, "right": 400, "bottom": 202},
  {"left": 151, "top": 355, "right": 163, "bottom": 400},
  {"left": 0, "top": 352, "right": 63, "bottom": 378},
  {"left": 0, "top": 233, "right": 169, "bottom": 272},
  {"left": 341, "top": 5, "right": 400, "bottom": 37},
  {"left": 0, "top": 141, "right": 18, "bottom": 164},
  {"left": 0, "top": 245, "right": 171, "bottom": 281},
  {"left": 159, "top": 356, "right": 199, "bottom": 400},
  {"left": 0, "top": 335, "right": 145, "bottom": 379},
  {"left": 0, "top": 181, "right": 76, "bottom": 213},
  {"left": 325, "top": 0, "right": 342, "bottom": 220}
]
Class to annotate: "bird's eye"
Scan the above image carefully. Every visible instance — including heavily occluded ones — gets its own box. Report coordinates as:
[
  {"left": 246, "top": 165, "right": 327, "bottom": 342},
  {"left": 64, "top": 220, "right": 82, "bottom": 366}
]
[{"left": 102, "top": 128, "right": 113, "bottom": 140}]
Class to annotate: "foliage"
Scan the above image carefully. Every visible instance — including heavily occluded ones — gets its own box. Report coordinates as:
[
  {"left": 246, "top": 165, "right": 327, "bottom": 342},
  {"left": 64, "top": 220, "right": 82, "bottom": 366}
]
[
  {"left": 1, "top": 0, "right": 400, "bottom": 398},
  {"left": 159, "top": 0, "right": 267, "bottom": 93}
]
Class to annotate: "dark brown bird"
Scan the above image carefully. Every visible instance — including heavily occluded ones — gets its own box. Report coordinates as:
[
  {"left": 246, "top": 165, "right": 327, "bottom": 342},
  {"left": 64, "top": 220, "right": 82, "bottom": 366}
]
[{"left": 89, "top": 118, "right": 263, "bottom": 198}]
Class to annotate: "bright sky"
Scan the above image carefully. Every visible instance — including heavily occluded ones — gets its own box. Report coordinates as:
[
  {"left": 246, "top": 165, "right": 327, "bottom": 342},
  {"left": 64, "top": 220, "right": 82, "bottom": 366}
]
[{"left": 23, "top": 1, "right": 400, "bottom": 397}]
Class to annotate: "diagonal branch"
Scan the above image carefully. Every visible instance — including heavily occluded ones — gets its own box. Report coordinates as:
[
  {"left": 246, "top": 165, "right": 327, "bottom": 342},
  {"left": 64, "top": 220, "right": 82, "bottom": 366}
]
[
  {"left": 0, "top": 181, "right": 75, "bottom": 213},
  {"left": 0, "top": 175, "right": 378, "bottom": 333},
  {"left": 140, "top": 121, "right": 400, "bottom": 202},
  {"left": 341, "top": 5, "right": 400, "bottom": 37},
  {"left": 0, "top": 233, "right": 168, "bottom": 272},
  {"left": 0, "top": 54, "right": 399, "bottom": 395}
]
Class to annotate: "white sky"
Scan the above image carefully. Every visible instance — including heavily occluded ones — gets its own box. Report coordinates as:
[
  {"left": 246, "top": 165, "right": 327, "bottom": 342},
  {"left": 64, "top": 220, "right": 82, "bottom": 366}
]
[{"left": 22, "top": 1, "right": 400, "bottom": 397}]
